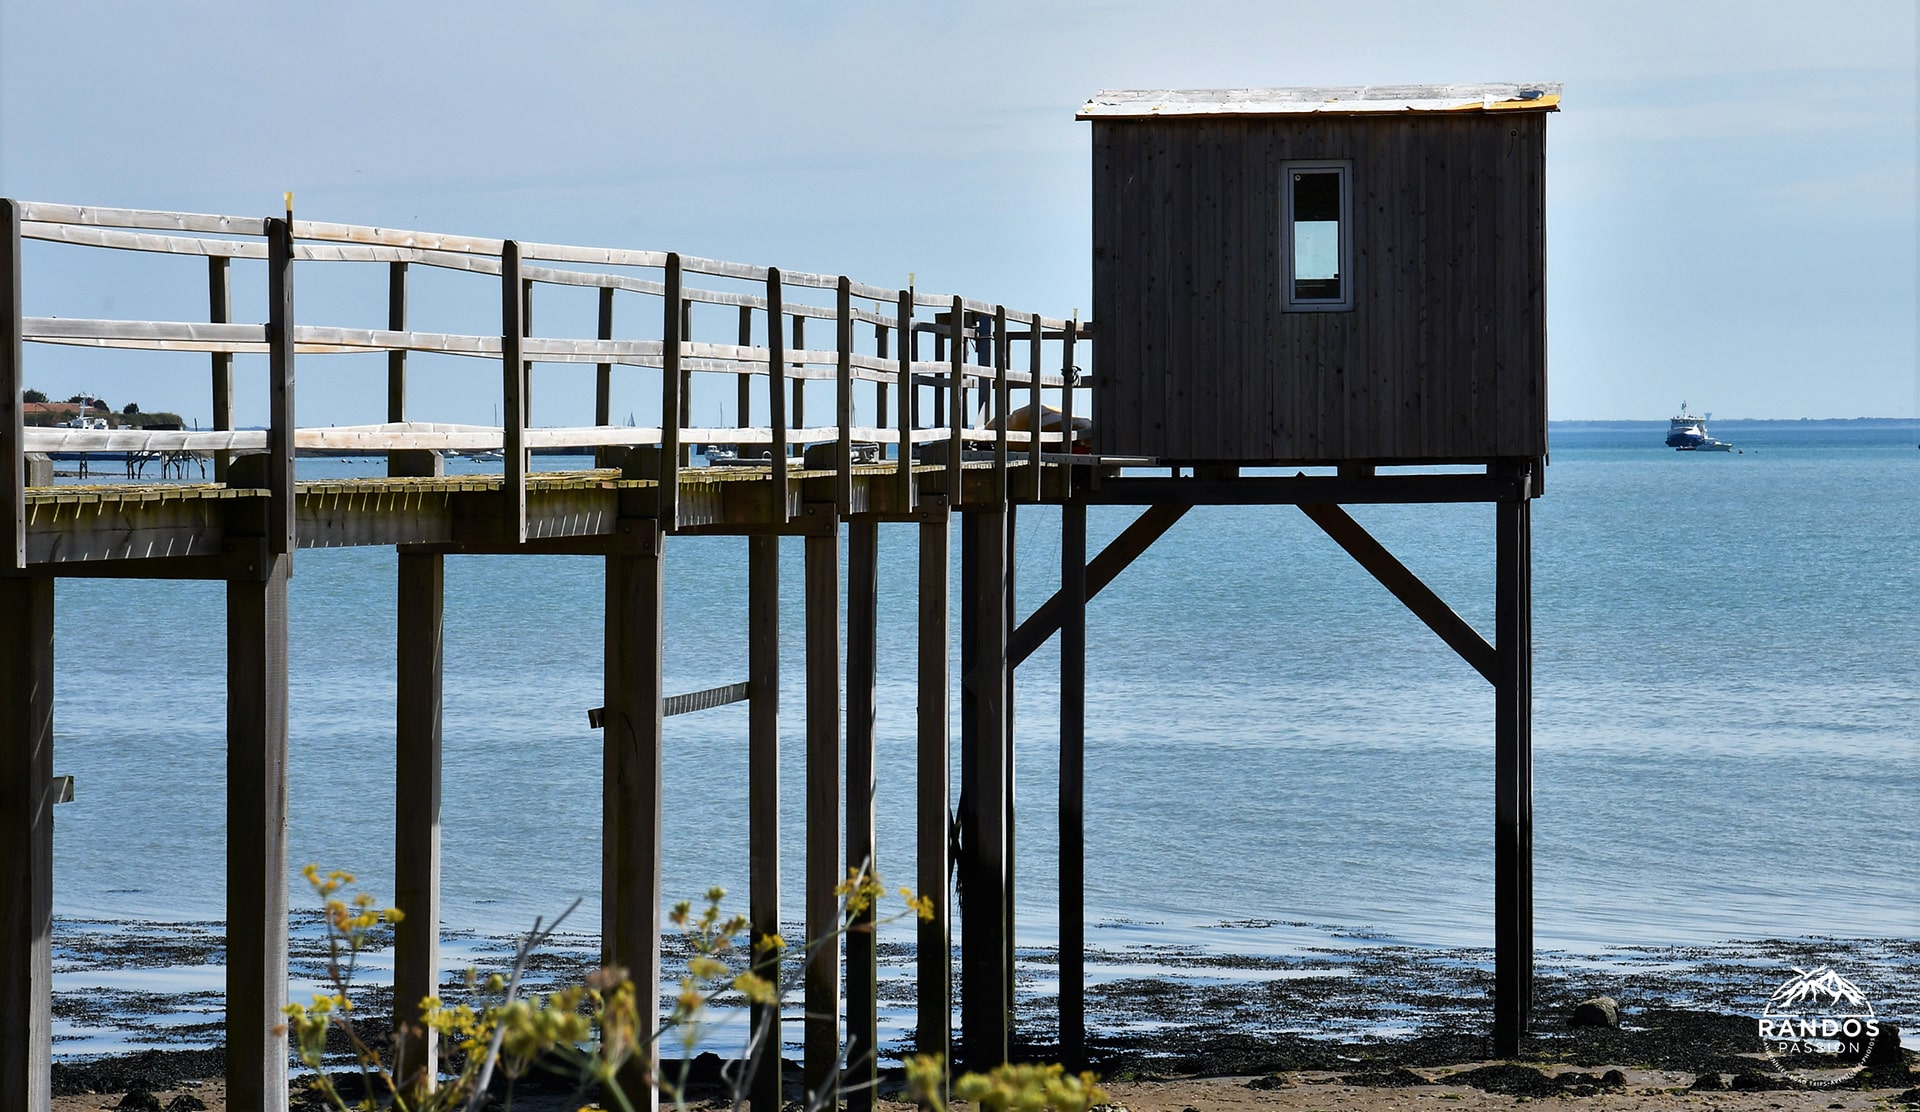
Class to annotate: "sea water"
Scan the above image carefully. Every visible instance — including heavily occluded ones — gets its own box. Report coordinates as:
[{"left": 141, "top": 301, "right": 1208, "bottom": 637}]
[{"left": 44, "top": 421, "right": 1919, "bottom": 967}]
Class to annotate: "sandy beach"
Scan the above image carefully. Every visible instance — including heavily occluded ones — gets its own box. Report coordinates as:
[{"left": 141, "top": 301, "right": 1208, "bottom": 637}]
[{"left": 46, "top": 1062, "right": 1920, "bottom": 1112}]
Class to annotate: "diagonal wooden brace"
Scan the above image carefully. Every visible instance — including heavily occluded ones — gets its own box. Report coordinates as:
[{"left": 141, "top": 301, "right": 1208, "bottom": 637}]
[{"left": 1297, "top": 501, "right": 1495, "bottom": 684}]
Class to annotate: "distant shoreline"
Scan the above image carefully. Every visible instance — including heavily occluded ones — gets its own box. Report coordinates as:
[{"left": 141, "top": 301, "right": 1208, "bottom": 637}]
[{"left": 1549, "top": 416, "right": 1916, "bottom": 427}]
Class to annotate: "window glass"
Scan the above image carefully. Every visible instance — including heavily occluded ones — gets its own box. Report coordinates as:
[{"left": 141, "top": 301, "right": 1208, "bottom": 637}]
[{"left": 1291, "top": 170, "right": 1342, "bottom": 301}]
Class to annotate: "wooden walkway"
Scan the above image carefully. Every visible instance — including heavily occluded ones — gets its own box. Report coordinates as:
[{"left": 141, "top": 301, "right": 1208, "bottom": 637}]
[{"left": 1, "top": 198, "right": 1538, "bottom": 1112}]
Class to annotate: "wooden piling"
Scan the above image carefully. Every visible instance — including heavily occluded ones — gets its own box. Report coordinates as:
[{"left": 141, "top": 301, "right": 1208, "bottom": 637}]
[
  {"left": 1059, "top": 499, "right": 1087, "bottom": 1069},
  {"left": 0, "top": 576, "right": 53, "bottom": 1112},
  {"left": 916, "top": 513, "right": 952, "bottom": 1076},
  {"left": 605, "top": 530, "right": 666, "bottom": 1111},
  {"left": 1003, "top": 504, "right": 1016, "bottom": 1016},
  {"left": 803, "top": 519, "right": 842, "bottom": 1104},
  {"left": 227, "top": 549, "right": 291, "bottom": 1112},
  {"left": 1493, "top": 481, "right": 1534, "bottom": 1056},
  {"left": 845, "top": 520, "right": 879, "bottom": 1110},
  {"left": 747, "top": 536, "right": 782, "bottom": 1112},
  {"left": 393, "top": 547, "right": 443, "bottom": 1094},
  {"left": 959, "top": 508, "right": 1011, "bottom": 1070}
]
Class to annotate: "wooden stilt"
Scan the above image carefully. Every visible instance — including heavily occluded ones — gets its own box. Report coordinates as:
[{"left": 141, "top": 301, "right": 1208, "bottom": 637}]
[
  {"left": 803, "top": 523, "right": 842, "bottom": 1104},
  {"left": 1493, "top": 486, "right": 1534, "bottom": 1057},
  {"left": 1059, "top": 500, "right": 1087, "bottom": 1069},
  {"left": 227, "top": 552, "right": 291, "bottom": 1112},
  {"left": 393, "top": 549, "right": 443, "bottom": 1094},
  {"left": 747, "top": 536, "right": 782, "bottom": 1112},
  {"left": 845, "top": 520, "right": 879, "bottom": 1110},
  {"left": 0, "top": 576, "right": 53, "bottom": 1112},
  {"left": 1003, "top": 505, "right": 1017, "bottom": 1023},
  {"left": 916, "top": 514, "right": 952, "bottom": 1077},
  {"left": 959, "top": 508, "right": 1010, "bottom": 1070},
  {"left": 605, "top": 532, "right": 665, "bottom": 1111}
]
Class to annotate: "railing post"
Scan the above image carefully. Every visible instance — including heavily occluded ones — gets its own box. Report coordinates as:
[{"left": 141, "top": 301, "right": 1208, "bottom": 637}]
[
  {"left": 1061, "top": 315, "right": 1078, "bottom": 458},
  {"left": 993, "top": 305, "right": 1009, "bottom": 504},
  {"left": 836, "top": 277, "right": 853, "bottom": 517},
  {"left": 265, "top": 215, "right": 295, "bottom": 556},
  {"left": 1027, "top": 312, "right": 1042, "bottom": 502},
  {"left": 501, "top": 241, "right": 527, "bottom": 543},
  {"left": 895, "top": 290, "right": 915, "bottom": 510},
  {"left": 1, "top": 199, "right": 22, "bottom": 569},
  {"left": 522, "top": 276, "right": 535, "bottom": 428},
  {"left": 385, "top": 261, "right": 411, "bottom": 478},
  {"left": 790, "top": 315, "right": 805, "bottom": 444},
  {"left": 680, "top": 297, "right": 693, "bottom": 465},
  {"left": 210, "top": 255, "right": 234, "bottom": 484},
  {"left": 736, "top": 306, "right": 753, "bottom": 450},
  {"left": 660, "top": 254, "right": 683, "bottom": 530},
  {"left": 596, "top": 285, "right": 615, "bottom": 427},
  {"left": 766, "top": 269, "right": 790, "bottom": 520},
  {"left": 947, "top": 297, "right": 964, "bottom": 505},
  {"left": 929, "top": 321, "right": 944, "bottom": 429},
  {"left": 875, "top": 322, "right": 890, "bottom": 453},
  {"left": 387, "top": 261, "right": 408, "bottom": 423}
]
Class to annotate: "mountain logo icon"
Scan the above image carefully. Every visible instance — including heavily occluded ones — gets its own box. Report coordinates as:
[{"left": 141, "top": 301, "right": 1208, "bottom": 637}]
[{"left": 1757, "top": 965, "right": 1880, "bottom": 1088}]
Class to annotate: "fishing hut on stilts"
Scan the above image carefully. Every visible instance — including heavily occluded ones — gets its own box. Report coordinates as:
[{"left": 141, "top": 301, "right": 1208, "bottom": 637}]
[{"left": 2, "top": 81, "right": 1558, "bottom": 1112}]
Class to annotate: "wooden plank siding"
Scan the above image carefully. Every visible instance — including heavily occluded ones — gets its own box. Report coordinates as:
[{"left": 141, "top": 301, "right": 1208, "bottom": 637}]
[{"left": 1090, "top": 113, "right": 1548, "bottom": 464}]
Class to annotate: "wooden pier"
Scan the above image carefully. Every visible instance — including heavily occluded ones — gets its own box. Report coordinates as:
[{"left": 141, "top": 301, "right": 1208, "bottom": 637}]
[{"left": 2, "top": 83, "right": 1554, "bottom": 1112}]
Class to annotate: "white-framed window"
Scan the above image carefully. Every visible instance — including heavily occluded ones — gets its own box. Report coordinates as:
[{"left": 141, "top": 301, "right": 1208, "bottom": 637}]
[{"left": 1281, "top": 160, "right": 1353, "bottom": 312}]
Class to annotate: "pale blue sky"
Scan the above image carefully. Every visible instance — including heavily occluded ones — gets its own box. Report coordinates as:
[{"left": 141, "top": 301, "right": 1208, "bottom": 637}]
[{"left": 2, "top": 0, "right": 1914, "bottom": 422}]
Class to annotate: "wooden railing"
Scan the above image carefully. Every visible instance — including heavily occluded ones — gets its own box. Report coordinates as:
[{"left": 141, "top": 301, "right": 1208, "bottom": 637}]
[{"left": 1, "top": 199, "right": 1089, "bottom": 562}]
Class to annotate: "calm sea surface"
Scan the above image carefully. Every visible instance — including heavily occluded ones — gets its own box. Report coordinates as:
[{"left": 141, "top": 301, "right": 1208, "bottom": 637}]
[{"left": 46, "top": 421, "right": 1920, "bottom": 964}]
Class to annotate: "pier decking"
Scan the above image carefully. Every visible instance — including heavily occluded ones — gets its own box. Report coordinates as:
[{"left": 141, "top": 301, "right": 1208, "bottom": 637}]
[{"left": 2, "top": 191, "right": 1539, "bottom": 1112}]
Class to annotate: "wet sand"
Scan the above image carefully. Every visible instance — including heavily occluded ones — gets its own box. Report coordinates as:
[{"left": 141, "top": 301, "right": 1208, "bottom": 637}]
[{"left": 47, "top": 924, "right": 1918, "bottom": 1110}]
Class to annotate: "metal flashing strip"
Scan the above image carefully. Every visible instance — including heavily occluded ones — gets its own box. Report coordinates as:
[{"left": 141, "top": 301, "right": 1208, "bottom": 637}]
[{"left": 1078, "top": 83, "right": 1562, "bottom": 119}]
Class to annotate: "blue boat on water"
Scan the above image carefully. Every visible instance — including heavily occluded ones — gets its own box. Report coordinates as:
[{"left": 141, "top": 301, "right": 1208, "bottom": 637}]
[{"left": 1667, "top": 402, "right": 1732, "bottom": 451}]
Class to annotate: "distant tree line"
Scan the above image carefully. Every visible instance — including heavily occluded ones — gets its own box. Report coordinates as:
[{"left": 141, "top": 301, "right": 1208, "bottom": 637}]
[{"left": 21, "top": 388, "right": 184, "bottom": 429}]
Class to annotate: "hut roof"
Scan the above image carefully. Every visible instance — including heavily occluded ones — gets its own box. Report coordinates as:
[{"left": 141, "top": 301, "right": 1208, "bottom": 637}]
[{"left": 1077, "top": 83, "right": 1561, "bottom": 119}]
